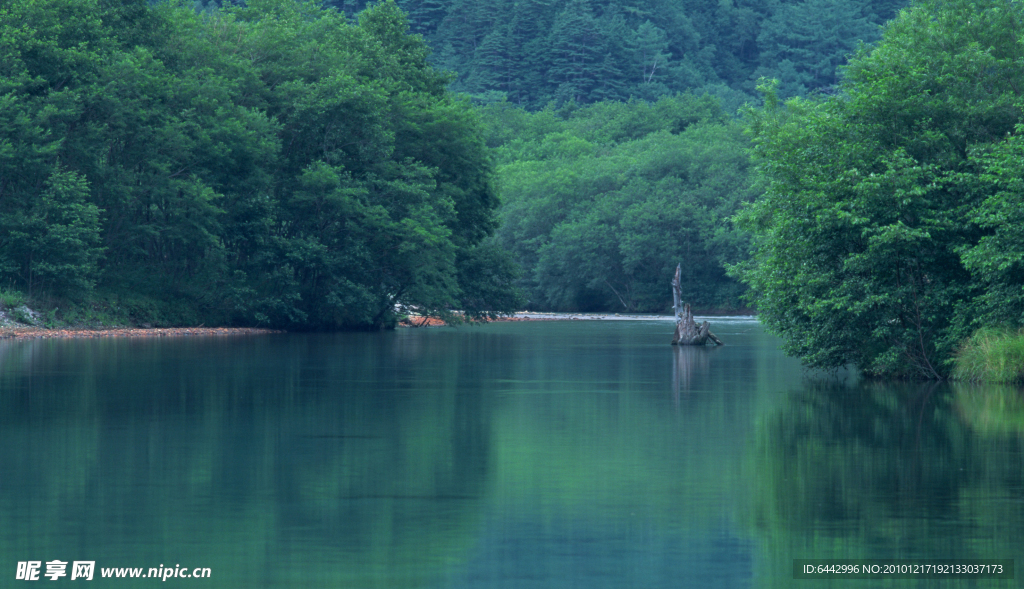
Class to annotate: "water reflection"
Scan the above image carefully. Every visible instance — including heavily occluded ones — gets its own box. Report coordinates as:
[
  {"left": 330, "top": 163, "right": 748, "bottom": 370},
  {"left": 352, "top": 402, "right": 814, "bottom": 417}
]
[
  {"left": 751, "top": 379, "right": 1024, "bottom": 587},
  {"left": 0, "top": 322, "right": 771, "bottom": 588},
  {"left": 4, "top": 321, "right": 1018, "bottom": 588},
  {"left": 671, "top": 345, "right": 716, "bottom": 406},
  {"left": 953, "top": 382, "right": 1024, "bottom": 437},
  {"left": 0, "top": 334, "right": 490, "bottom": 587}
]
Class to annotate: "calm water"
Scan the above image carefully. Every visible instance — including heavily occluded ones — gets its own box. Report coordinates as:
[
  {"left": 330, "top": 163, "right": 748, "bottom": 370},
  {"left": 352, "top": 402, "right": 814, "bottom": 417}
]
[{"left": 1, "top": 319, "right": 1022, "bottom": 588}]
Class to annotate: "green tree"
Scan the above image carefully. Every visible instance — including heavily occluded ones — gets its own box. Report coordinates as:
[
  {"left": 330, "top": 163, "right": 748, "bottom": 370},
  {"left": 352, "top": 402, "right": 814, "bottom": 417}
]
[
  {"left": 961, "top": 127, "right": 1024, "bottom": 327},
  {"left": 0, "top": 168, "right": 103, "bottom": 297},
  {"left": 734, "top": 0, "right": 1024, "bottom": 378},
  {"left": 546, "top": 0, "right": 606, "bottom": 104},
  {"left": 630, "top": 20, "right": 671, "bottom": 88}
]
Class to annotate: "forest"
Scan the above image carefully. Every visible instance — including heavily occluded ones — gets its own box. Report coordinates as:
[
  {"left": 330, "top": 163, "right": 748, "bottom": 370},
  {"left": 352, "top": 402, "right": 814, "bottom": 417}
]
[
  {"left": 483, "top": 95, "right": 754, "bottom": 312},
  {"left": 4, "top": 0, "right": 1024, "bottom": 380},
  {"left": 322, "top": 0, "right": 905, "bottom": 109},
  {"left": 0, "top": 0, "right": 521, "bottom": 330}
]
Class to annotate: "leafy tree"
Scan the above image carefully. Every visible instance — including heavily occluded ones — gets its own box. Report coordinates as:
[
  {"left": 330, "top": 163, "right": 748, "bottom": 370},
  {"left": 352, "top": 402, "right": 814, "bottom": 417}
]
[
  {"left": 0, "top": 168, "right": 103, "bottom": 297},
  {"left": 734, "top": 0, "right": 1024, "bottom": 378},
  {"left": 961, "top": 127, "right": 1024, "bottom": 328}
]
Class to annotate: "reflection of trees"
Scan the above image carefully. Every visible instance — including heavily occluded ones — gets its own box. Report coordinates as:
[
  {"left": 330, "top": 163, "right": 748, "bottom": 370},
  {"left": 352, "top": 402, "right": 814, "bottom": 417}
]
[
  {"left": 0, "top": 334, "right": 492, "bottom": 588},
  {"left": 750, "top": 380, "right": 1024, "bottom": 587},
  {"left": 270, "top": 383, "right": 490, "bottom": 586}
]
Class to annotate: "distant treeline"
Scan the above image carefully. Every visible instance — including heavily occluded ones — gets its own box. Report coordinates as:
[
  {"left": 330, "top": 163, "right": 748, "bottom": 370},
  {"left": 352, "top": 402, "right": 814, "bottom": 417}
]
[
  {"left": 0, "top": 0, "right": 519, "bottom": 329},
  {"left": 4, "top": 0, "right": 943, "bottom": 332},
  {"left": 320, "top": 0, "right": 907, "bottom": 109},
  {"left": 483, "top": 95, "right": 754, "bottom": 313}
]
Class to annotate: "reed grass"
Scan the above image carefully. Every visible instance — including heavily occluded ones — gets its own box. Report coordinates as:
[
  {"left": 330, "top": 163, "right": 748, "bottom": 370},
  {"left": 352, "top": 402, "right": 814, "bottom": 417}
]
[{"left": 952, "top": 328, "right": 1024, "bottom": 383}]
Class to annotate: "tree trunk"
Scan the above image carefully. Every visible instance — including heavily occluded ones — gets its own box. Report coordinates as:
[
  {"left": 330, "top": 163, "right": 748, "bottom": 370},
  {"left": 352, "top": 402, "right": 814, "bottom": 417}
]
[{"left": 671, "top": 263, "right": 723, "bottom": 346}]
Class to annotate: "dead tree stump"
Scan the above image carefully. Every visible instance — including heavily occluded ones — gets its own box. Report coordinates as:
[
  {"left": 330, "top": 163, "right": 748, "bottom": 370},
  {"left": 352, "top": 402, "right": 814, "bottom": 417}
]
[{"left": 671, "top": 264, "right": 723, "bottom": 346}]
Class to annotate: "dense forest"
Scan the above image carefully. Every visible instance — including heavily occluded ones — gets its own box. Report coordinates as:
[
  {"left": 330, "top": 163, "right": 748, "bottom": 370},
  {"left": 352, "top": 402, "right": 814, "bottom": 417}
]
[
  {"left": 311, "top": 0, "right": 906, "bottom": 313},
  {"left": 4, "top": 0, "right": 913, "bottom": 326},
  {"left": 482, "top": 95, "right": 754, "bottom": 312},
  {"left": 0, "top": 0, "right": 520, "bottom": 330},
  {"left": 321, "top": 0, "right": 905, "bottom": 109}
]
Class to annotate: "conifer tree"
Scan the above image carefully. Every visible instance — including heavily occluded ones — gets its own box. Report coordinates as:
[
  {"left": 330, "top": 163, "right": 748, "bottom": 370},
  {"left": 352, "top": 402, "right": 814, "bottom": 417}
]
[
  {"left": 546, "top": 0, "right": 606, "bottom": 104},
  {"left": 755, "top": 0, "right": 877, "bottom": 97}
]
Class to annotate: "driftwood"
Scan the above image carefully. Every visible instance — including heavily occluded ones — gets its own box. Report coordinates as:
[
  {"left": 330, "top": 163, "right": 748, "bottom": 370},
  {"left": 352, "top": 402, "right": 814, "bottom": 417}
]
[{"left": 671, "top": 264, "right": 723, "bottom": 346}]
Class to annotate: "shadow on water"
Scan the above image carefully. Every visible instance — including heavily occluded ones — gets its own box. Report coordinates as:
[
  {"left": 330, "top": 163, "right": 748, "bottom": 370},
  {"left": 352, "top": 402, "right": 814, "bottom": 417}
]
[{"left": 749, "top": 378, "right": 1024, "bottom": 588}]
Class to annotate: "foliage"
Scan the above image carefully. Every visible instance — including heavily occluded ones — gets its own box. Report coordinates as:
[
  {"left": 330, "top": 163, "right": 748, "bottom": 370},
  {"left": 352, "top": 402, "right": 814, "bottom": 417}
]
[
  {"left": 328, "top": 0, "right": 904, "bottom": 109},
  {"left": 0, "top": 168, "right": 103, "bottom": 297},
  {"left": 734, "top": 0, "right": 1024, "bottom": 378},
  {"left": 0, "top": 0, "right": 518, "bottom": 329},
  {"left": 487, "top": 94, "right": 755, "bottom": 312},
  {"left": 962, "top": 126, "right": 1024, "bottom": 328},
  {"left": 953, "top": 328, "right": 1024, "bottom": 383},
  {"left": 0, "top": 289, "right": 25, "bottom": 309}
]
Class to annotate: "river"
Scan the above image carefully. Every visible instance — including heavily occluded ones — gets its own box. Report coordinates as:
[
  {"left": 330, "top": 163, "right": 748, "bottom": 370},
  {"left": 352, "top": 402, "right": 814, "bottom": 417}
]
[{"left": 1, "top": 319, "right": 1021, "bottom": 587}]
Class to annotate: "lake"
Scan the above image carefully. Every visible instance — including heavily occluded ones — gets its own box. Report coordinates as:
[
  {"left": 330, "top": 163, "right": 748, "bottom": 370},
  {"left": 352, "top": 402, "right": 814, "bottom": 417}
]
[{"left": 1, "top": 318, "right": 1021, "bottom": 587}]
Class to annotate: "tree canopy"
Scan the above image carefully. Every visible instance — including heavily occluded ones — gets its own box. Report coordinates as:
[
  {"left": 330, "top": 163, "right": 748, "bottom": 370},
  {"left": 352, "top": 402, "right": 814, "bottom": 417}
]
[
  {"left": 486, "top": 95, "right": 755, "bottom": 312},
  {"left": 734, "top": 0, "right": 1024, "bottom": 378},
  {"left": 0, "top": 0, "right": 519, "bottom": 328}
]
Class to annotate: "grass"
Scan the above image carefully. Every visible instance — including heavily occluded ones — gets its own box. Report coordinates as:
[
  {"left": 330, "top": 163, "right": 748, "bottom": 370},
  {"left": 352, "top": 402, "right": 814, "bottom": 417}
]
[{"left": 952, "top": 328, "right": 1024, "bottom": 383}]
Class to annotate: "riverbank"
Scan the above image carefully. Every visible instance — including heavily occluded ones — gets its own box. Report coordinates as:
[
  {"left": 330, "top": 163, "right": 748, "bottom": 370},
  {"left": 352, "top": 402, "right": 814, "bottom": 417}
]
[
  {"left": 398, "top": 311, "right": 757, "bottom": 327},
  {"left": 398, "top": 314, "right": 564, "bottom": 327},
  {"left": 0, "top": 326, "right": 283, "bottom": 340},
  {"left": 0, "top": 312, "right": 753, "bottom": 338}
]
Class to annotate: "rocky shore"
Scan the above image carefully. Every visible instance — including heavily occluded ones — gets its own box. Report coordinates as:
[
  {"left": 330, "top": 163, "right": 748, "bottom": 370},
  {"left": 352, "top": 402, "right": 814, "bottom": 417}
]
[{"left": 398, "top": 315, "right": 558, "bottom": 327}]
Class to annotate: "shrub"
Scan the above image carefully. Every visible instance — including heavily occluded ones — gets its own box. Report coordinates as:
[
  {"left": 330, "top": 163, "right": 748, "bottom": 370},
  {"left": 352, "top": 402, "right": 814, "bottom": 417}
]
[{"left": 0, "top": 289, "right": 26, "bottom": 309}]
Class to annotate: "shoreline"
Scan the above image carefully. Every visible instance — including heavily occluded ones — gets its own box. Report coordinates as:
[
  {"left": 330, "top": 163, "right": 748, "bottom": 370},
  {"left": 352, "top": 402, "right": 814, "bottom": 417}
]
[
  {"left": 398, "top": 315, "right": 562, "bottom": 327},
  {"left": 0, "top": 326, "right": 284, "bottom": 340},
  {"left": 0, "top": 312, "right": 758, "bottom": 338},
  {"left": 399, "top": 311, "right": 757, "bottom": 327}
]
